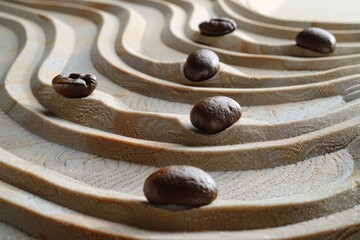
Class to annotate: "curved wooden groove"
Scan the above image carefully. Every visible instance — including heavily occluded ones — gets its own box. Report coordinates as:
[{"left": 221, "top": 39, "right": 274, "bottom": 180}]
[
  {"left": 0, "top": 0, "right": 359, "bottom": 239},
  {"left": 37, "top": 0, "right": 357, "bottom": 74},
  {"left": 226, "top": 0, "right": 360, "bottom": 30},
  {"left": 214, "top": 0, "right": 360, "bottom": 41},
  {"left": 169, "top": 1, "right": 360, "bottom": 56},
  {"left": 14, "top": 2, "right": 360, "bottom": 90},
  {"left": 17, "top": 0, "right": 360, "bottom": 147},
  {"left": 0, "top": 147, "right": 359, "bottom": 233},
  {"left": 0, "top": 158, "right": 359, "bottom": 240},
  {"left": 134, "top": 0, "right": 360, "bottom": 69},
  {"left": 5, "top": 0, "right": 360, "bottom": 150},
  {"left": 0, "top": 0, "right": 359, "bottom": 171}
]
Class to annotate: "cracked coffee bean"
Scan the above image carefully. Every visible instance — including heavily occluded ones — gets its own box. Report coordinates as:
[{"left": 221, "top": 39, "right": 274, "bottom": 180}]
[
  {"left": 144, "top": 165, "right": 217, "bottom": 206},
  {"left": 295, "top": 27, "right": 336, "bottom": 53},
  {"left": 52, "top": 73, "right": 97, "bottom": 98},
  {"left": 190, "top": 96, "right": 241, "bottom": 133},
  {"left": 184, "top": 49, "right": 219, "bottom": 82},
  {"left": 199, "top": 17, "right": 236, "bottom": 36}
]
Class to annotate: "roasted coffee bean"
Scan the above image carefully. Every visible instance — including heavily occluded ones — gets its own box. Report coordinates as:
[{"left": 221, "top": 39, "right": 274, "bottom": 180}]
[
  {"left": 184, "top": 49, "right": 219, "bottom": 82},
  {"left": 52, "top": 73, "right": 97, "bottom": 98},
  {"left": 295, "top": 27, "right": 336, "bottom": 53},
  {"left": 199, "top": 17, "right": 236, "bottom": 36},
  {"left": 190, "top": 96, "right": 241, "bottom": 133},
  {"left": 144, "top": 165, "right": 217, "bottom": 206}
]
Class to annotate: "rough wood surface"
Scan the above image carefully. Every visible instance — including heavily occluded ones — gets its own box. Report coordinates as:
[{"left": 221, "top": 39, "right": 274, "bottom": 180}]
[{"left": 0, "top": 0, "right": 359, "bottom": 239}]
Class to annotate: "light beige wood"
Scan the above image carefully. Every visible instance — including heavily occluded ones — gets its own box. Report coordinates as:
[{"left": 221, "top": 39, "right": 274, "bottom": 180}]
[
  {"left": 0, "top": 221, "right": 34, "bottom": 240},
  {"left": 0, "top": 0, "right": 359, "bottom": 239}
]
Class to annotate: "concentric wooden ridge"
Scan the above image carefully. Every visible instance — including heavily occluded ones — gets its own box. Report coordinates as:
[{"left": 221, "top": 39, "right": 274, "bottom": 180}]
[{"left": 0, "top": 0, "right": 359, "bottom": 239}]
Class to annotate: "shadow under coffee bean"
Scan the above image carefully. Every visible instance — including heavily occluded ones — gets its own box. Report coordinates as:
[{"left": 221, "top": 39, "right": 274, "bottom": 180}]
[{"left": 52, "top": 73, "right": 97, "bottom": 98}]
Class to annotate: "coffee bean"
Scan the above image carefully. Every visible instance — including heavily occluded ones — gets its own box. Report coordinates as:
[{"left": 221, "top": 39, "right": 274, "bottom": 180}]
[
  {"left": 199, "top": 17, "right": 236, "bottom": 36},
  {"left": 144, "top": 165, "right": 217, "bottom": 206},
  {"left": 190, "top": 96, "right": 241, "bottom": 133},
  {"left": 295, "top": 27, "right": 336, "bottom": 53},
  {"left": 52, "top": 73, "right": 97, "bottom": 98},
  {"left": 184, "top": 49, "right": 219, "bottom": 82}
]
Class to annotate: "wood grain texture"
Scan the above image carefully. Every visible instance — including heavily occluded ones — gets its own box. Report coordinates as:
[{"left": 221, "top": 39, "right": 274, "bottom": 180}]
[
  {"left": 0, "top": 0, "right": 359, "bottom": 239},
  {"left": 0, "top": 222, "right": 34, "bottom": 240}
]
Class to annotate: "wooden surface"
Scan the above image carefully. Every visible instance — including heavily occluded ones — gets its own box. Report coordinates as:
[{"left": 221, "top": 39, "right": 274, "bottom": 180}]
[{"left": 0, "top": 0, "right": 359, "bottom": 239}]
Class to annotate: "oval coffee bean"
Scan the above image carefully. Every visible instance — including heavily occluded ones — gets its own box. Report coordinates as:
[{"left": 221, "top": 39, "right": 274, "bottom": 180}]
[
  {"left": 52, "top": 73, "right": 97, "bottom": 98},
  {"left": 144, "top": 165, "right": 217, "bottom": 206},
  {"left": 199, "top": 17, "right": 236, "bottom": 36},
  {"left": 295, "top": 27, "right": 336, "bottom": 53},
  {"left": 190, "top": 96, "right": 241, "bottom": 133},
  {"left": 184, "top": 49, "right": 219, "bottom": 82}
]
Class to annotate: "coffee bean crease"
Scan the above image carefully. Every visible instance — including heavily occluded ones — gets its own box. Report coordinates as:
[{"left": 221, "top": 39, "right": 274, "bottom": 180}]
[
  {"left": 52, "top": 73, "right": 97, "bottom": 98},
  {"left": 199, "top": 17, "right": 236, "bottom": 36}
]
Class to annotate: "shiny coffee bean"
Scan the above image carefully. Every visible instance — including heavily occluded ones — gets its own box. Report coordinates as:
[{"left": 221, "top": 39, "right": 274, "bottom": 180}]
[
  {"left": 191, "top": 96, "right": 241, "bottom": 133},
  {"left": 52, "top": 73, "right": 97, "bottom": 98},
  {"left": 199, "top": 17, "right": 236, "bottom": 36},
  {"left": 295, "top": 27, "right": 336, "bottom": 53},
  {"left": 144, "top": 165, "right": 217, "bottom": 206},
  {"left": 184, "top": 49, "right": 219, "bottom": 82}
]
